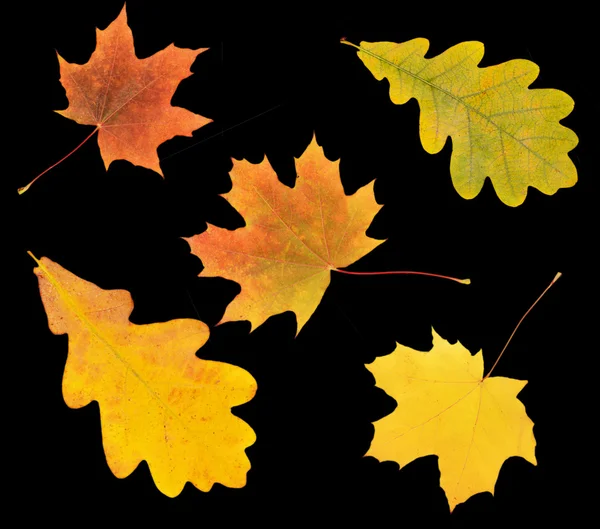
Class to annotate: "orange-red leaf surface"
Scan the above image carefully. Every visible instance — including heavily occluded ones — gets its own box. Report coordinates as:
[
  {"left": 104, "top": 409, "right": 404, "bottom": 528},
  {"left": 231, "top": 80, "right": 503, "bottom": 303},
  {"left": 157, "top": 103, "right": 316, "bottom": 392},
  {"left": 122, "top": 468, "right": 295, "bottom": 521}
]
[
  {"left": 56, "top": 4, "right": 211, "bottom": 175},
  {"left": 31, "top": 252, "right": 256, "bottom": 497},
  {"left": 185, "top": 136, "right": 384, "bottom": 333}
]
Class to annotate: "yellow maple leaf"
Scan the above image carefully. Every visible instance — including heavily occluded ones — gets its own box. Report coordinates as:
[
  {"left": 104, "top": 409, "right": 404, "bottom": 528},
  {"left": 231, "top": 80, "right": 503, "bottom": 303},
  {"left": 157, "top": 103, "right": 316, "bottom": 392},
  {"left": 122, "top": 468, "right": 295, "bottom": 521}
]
[
  {"left": 30, "top": 252, "right": 257, "bottom": 497},
  {"left": 365, "top": 328, "right": 536, "bottom": 511},
  {"left": 185, "top": 135, "right": 384, "bottom": 333},
  {"left": 345, "top": 39, "right": 578, "bottom": 206}
]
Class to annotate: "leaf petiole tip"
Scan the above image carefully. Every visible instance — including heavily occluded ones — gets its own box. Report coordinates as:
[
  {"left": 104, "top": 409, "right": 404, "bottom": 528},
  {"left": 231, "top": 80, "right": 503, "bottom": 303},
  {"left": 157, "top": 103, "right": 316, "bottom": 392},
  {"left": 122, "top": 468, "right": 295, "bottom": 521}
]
[
  {"left": 17, "top": 126, "right": 99, "bottom": 195},
  {"left": 484, "top": 271, "right": 562, "bottom": 378},
  {"left": 340, "top": 39, "right": 360, "bottom": 50},
  {"left": 27, "top": 251, "right": 40, "bottom": 264}
]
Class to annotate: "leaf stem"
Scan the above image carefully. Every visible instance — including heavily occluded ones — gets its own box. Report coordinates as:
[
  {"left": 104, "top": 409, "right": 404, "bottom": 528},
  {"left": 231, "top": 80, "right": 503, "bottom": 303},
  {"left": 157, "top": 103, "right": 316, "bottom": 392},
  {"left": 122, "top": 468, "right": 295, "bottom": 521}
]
[
  {"left": 483, "top": 272, "right": 562, "bottom": 379},
  {"left": 27, "top": 250, "right": 40, "bottom": 264},
  {"left": 340, "top": 39, "right": 361, "bottom": 51},
  {"left": 18, "top": 127, "right": 99, "bottom": 195},
  {"left": 333, "top": 268, "right": 470, "bottom": 285}
]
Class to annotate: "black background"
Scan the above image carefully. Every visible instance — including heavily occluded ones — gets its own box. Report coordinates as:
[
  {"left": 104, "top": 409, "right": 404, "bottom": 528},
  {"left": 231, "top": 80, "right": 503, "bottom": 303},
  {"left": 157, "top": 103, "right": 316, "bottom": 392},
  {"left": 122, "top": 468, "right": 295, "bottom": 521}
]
[{"left": 13, "top": 1, "right": 595, "bottom": 524}]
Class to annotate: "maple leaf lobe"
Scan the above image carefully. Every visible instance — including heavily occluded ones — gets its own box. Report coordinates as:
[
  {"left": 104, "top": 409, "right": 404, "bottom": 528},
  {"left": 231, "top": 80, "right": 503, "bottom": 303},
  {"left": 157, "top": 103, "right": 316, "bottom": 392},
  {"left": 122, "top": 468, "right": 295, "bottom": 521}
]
[
  {"left": 185, "top": 135, "right": 384, "bottom": 333},
  {"left": 55, "top": 5, "right": 211, "bottom": 176},
  {"left": 366, "top": 328, "right": 536, "bottom": 511},
  {"left": 32, "top": 253, "right": 256, "bottom": 497}
]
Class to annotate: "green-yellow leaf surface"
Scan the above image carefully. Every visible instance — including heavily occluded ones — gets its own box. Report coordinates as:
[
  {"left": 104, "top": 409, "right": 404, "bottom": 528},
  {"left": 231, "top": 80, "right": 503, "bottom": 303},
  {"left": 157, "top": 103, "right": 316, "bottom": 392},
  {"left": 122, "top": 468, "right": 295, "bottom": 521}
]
[
  {"left": 30, "top": 252, "right": 257, "bottom": 497},
  {"left": 348, "top": 39, "right": 578, "bottom": 206},
  {"left": 185, "top": 135, "right": 384, "bottom": 333},
  {"left": 366, "top": 328, "right": 536, "bottom": 511}
]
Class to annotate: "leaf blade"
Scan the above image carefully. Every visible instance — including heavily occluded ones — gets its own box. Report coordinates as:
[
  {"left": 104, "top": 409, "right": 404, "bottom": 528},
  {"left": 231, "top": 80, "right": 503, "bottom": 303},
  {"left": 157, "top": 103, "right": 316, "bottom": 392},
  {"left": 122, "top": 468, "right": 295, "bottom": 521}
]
[
  {"left": 352, "top": 39, "right": 578, "bottom": 206},
  {"left": 55, "top": 5, "right": 212, "bottom": 176},
  {"left": 366, "top": 328, "right": 536, "bottom": 511},
  {"left": 31, "top": 253, "right": 257, "bottom": 497},
  {"left": 185, "top": 135, "right": 384, "bottom": 333}
]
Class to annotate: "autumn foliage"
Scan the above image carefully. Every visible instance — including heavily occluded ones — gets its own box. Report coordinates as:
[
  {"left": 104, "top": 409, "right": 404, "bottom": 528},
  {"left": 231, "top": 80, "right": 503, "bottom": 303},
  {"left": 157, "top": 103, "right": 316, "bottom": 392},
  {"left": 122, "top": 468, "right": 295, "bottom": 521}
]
[
  {"left": 346, "top": 39, "right": 578, "bottom": 206},
  {"left": 185, "top": 136, "right": 384, "bottom": 333},
  {"left": 366, "top": 329, "right": 536, "bottom": 511},
  {"left": 31, "top": 253, "right": 256, "bottom": 496},
  {"left": 22, "top": 1, "right": 580, "bottom": 515}
]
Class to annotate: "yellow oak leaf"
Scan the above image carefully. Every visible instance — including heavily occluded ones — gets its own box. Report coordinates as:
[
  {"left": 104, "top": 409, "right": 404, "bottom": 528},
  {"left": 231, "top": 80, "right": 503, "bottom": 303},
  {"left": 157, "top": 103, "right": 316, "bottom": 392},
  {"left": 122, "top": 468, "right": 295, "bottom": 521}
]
[
  {"left": 30, "top": 252, "right": 256, "bottom": 497},
  {"left": 184, "top": 135, "right": 384, "bottom": 333},
  {"left": 346, "top": 39, "right": 578, "bottom": 206},
  {"left": 365, "top": 328, "right": 536, "bottom": 511}
]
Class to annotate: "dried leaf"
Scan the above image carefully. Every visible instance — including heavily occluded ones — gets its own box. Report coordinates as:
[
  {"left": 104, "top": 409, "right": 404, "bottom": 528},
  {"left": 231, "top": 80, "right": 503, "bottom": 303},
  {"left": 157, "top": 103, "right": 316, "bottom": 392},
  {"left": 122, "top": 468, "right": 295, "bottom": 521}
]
[
  {"left": 185, "top": 135, "right": 384, "bottom": 333},
  {"left": 366, "top": 328, "right": 536, "bottom": 511},
  {"left": 31, "top": 253, "right": 256, "bottom": 497},
  {"left": 350, "top": 39, "right": 578, "bottom": 206},
  {"left": 56, "top": 4, "right": 211, "bottom": 175}
]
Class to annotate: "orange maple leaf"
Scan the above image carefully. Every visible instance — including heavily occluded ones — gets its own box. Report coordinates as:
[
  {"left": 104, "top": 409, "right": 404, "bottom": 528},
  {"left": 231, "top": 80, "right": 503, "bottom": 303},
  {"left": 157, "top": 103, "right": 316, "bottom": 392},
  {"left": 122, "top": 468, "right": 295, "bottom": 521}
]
[
  {"left": 54, "top": 4, "right": 211, "bottom": 176},
  {"left": 185, "top": 135, "right": 385, "bottom": 334}
]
